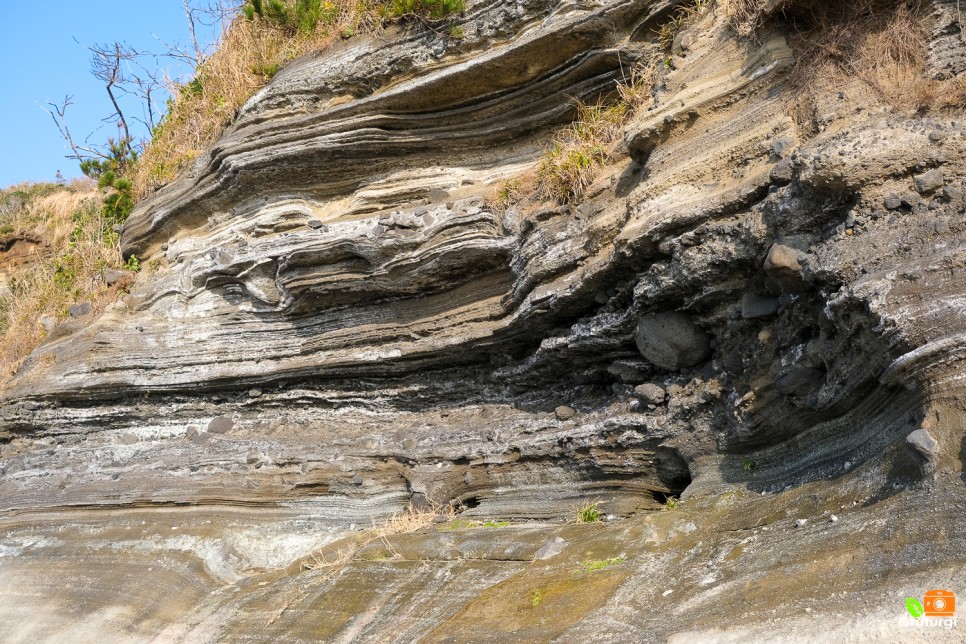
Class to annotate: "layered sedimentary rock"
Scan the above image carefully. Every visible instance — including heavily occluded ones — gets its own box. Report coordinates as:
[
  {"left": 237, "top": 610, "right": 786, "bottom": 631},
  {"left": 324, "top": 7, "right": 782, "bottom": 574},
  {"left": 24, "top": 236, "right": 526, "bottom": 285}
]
[{"left": 2, "top": 0, "right": 966, "bottom": 641}]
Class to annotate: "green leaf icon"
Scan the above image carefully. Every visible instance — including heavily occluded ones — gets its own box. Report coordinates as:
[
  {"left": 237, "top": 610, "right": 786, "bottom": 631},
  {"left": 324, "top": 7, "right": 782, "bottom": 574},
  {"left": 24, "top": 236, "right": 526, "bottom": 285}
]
[{"left": 906, "top": 597, "right": 925, "bottom": 619}]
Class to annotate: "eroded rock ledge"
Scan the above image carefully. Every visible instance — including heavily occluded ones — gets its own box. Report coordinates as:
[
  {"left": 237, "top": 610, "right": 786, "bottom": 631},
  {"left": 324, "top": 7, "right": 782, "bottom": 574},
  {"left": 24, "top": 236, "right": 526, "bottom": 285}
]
[{"left": 2, "top": 0, "right": 966, "bottom": 641}]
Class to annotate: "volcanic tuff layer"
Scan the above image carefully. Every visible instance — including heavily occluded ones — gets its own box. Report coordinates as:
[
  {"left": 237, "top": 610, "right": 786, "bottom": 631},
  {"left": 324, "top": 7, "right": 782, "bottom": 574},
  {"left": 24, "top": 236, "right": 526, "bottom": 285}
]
[{"left": 2, "top": 0, "right": 966, "bottom": 641}]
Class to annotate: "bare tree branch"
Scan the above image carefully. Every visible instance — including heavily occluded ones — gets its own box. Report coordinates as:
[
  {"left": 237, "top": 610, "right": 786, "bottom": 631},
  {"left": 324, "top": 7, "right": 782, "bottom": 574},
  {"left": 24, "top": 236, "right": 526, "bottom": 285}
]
[
  {"left": 38, "top": 97, "right": 112, "bottom": 161},
  {"left": 87, "top": 41, "right": 140, "bottom": 150},
  {"left": 184, "top": 0, "right": 204, "bottom": 66},
  {"left": 42, "top": 1, "right": 241, "bottom": 173}
]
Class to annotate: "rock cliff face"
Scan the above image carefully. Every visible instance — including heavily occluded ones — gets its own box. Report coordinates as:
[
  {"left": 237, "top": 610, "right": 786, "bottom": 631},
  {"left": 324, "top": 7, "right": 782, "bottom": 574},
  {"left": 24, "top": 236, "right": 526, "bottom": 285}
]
[{"left": 3, "top": 0, "right": 966, "bottom": 641}]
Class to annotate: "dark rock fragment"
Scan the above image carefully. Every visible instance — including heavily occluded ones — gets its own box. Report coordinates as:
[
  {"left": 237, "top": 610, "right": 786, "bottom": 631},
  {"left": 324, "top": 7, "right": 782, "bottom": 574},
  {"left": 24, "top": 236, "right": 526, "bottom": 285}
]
[
  {"left": 741, "top": 293, "right": 780, "bottom": 318},
  {"left": 774, "top": 366, "right": 824, "bottom": 397}
]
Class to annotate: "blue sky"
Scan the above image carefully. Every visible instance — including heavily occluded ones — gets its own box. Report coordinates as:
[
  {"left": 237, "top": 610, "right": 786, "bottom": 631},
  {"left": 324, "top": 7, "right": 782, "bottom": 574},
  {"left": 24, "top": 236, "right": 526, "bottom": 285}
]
[{"left": 0, "top": 2, "right": 225, "bottom": 188}]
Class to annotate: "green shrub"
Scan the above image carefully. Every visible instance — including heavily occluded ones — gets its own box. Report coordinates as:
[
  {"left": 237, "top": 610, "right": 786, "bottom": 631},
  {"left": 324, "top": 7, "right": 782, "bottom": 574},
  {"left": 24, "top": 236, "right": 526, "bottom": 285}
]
[
  {"left": 243, "top": 0, "right": 341, "bottom": 34},
  {"left": 384, "top": 0, "right": 465, "bottom": 20},
  {"left": 80, "top": 138, "right": 137, "bottom": 230}
]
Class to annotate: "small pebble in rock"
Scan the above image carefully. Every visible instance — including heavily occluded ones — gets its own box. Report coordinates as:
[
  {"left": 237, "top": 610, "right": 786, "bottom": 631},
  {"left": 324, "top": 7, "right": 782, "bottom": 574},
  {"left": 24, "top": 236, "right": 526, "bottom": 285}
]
[
  {"left": 249, "top": 388, "right": 263, "bottom": 398},
  {"left": 207, "top": 416, "right": 234, "bottom": 434},
  {"left": 883, "top": 195, "right": 902, "bottom": 210},
  {"left": 555, "top": 405, "right": 576, "bottom": 421},
  {"left": 829, "top": 515, "right": 839, "bottom": 523},
  {"left": 634, "top": 383, "right": 666, "bottom": 405},
  {"left": 796, "top": 519, "right": 807, "bottom": 528},
  {"left": 663, "top": 590, "right": 674, "bottom": 597},
  {"left": 914, "top": 168, "right": 944, "bottom": 194}
]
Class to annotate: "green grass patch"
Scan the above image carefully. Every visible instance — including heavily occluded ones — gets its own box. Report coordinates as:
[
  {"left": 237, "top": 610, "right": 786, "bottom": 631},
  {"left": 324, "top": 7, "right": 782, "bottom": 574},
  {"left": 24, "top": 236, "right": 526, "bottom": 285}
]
[{"left": 578, "top": 556, "right": 626, "bottom": 574}]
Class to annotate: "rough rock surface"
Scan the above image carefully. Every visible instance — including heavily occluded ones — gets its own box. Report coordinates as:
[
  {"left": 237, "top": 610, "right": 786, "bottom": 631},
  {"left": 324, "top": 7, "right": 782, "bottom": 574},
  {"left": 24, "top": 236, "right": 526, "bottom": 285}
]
[{"left": 3, "top": 0, "right": 966, "bottom": 641}]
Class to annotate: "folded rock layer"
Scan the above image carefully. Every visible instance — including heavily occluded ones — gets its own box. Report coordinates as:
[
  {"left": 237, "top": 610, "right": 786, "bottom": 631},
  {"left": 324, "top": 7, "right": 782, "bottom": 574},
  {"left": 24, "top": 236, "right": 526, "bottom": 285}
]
[{"left": 2, "top": 0, "right": 966, "bottom": 641}]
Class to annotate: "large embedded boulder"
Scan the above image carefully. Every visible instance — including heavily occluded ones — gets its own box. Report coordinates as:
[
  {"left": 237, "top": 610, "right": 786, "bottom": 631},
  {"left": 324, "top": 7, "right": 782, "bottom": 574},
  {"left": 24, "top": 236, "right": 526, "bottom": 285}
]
[{"left": 634, "top": 312, "right": 711, "bottom": 371}]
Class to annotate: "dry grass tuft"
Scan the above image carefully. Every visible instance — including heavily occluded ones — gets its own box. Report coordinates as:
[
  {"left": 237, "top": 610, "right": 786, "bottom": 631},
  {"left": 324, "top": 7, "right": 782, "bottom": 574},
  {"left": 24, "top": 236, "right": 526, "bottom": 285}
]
[
  {"left": 536, "top": 101, "right": 628, "bottom": 203},
  {"left": 723, "top": 0, "right": 772, "bottom": 39},
  {"left": 303, "top": 502, "right": 455, "bottom": 574},
  {"left": 0, "top": 181, "right": 132, "bottom": 387},
  {"left": 658, "top": 0, "right": 714, "bottom": 50},
  {"left": 725, "top": 0, "right": 965, "bottom": 114},
  {"left": 131, "top": 0, "right": 384, "bottom": 199},
  {"left": 488, "top": 59, "right": 658, "bottom": 210}
]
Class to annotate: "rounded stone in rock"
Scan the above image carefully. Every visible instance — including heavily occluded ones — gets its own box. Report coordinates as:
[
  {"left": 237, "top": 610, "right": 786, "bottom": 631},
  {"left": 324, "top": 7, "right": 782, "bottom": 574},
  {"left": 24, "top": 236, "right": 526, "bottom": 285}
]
[
  {"left": 68, "top": 302, "right": 92, "bottom": 318},
  {"left": 249, "top": 388, "right": 263, "bottom": 398},
  {"left": 906, "top": 428, "right": 939, "bottom": 457},
  {"left": 770, "top": 135, "right": 796, "bottom": 159},
  {"left": 633, "top": 383, "right": 666, "bottom": 405},
  {"left": 763, "top": 244, "right": 809, "bottom": 292},
  {"left": 555, "top": 405, "right": 576, "bottom": 420},
  {"left": 914, "top": 168, "right": 944, "bottom": 194},
  {"left": 883, "top": 195, "right": 902, "bottom": 210},
  {"left": 770, "top": 158, "right": 794, "bottom": 185},
  {"left": 901, "top": 193, "right": 920, "bottom": 208},
  {"left": 307, "top": 219, "right": 325, "bottom": 230},
  {"left": 634, "top": 312, "right": 711, "bottom": 371},
  {"left": 208, "top": 416, "right": 234, "bottom": 434},
  {"left": 103, "top": 268, "right": 126, "bottom": 286}
]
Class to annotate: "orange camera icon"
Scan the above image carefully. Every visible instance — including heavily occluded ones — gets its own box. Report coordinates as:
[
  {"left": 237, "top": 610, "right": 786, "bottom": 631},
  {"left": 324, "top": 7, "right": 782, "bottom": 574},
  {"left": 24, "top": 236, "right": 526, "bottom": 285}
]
[{"left": 924, "top": 590, "right": 956, "bottom": 617}]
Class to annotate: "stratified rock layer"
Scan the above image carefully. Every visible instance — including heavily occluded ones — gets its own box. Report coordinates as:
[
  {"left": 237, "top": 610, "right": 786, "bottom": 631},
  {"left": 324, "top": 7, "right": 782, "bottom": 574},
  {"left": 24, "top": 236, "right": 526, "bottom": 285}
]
[{"left": 2, "top": 0, "right": 966, "bottom": 641}]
